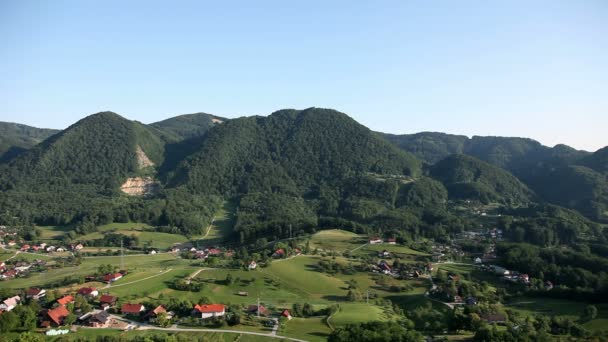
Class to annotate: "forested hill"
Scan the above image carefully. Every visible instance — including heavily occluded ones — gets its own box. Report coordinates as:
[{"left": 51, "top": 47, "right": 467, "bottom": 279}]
[
  {"left": 0, "top": 121, "right": 59, "bottom": 162},
  {"left": 379, "top": 131, "right": 590, "bottom": 168},
  {"left": 0, "top": 111, "right": 169, "bottom": 193},
  {"left": 150, "top": 112, "right": 227, "bottom": 141},
  {"left": 429, "top": 154, "right": 535, "bottom": 205},
  {"left": 171, "top": 108, "right": 422, "bottom": 195}
]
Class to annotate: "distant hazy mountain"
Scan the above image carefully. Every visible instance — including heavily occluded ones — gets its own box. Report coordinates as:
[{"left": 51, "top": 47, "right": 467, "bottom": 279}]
[{"left": 0, "top": 121, "right": 59, "bottom": 162}]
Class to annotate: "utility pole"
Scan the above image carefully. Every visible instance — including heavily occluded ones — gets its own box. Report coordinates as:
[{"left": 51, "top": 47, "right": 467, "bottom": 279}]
[
  {"left": 289, "top": 224, "right": 292, "bottom": 239},
  {"left": 366, "top": 290, "right": 369, "bottom": 304},
  {"left": 257, "top": 296, "right": 260, "bottom": 318},
  {"left": 120, "top": 239, "right": 124, "bottom": 271}
]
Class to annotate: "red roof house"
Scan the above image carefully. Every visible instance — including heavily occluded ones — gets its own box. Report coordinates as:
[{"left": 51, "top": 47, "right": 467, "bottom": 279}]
[
  {"left": 47, "top": 306, "right": 70, "bottom": 326},
  {"left": 272, "top": 249, "right": 285, "bottom": 258},
  {"left": 99, "top": 295, "right": 118, "bottom": 306},
  {"left": 281, "top": 309, "right": 292, "bottom": 320},
  {"left": 103, "top": 273, "right": 123, "bottom": 282},
  {"left": 194, "top": 304, "right": 225, "bottom": 319},
  {"left": 121, "top": 303, "right": 145, "bottom": 315}
]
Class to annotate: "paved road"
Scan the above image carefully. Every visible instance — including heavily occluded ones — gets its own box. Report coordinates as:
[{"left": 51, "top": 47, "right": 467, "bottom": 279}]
[{"left": 109, "top": 315, "right": 307, "bottom": 342}]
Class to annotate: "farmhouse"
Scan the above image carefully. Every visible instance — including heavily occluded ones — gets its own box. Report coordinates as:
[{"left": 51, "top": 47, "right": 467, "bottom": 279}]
[
  {"left": 194, "top": 304, "right": 225, "bottom": 319},
  {"left": 57, "top": 295, "right": 74, "bottom": 306},
  {"left": 121, "top": 303, "right": 146, "bottom": 315},
  {"left": 387, "top": 237, "right": 397, "bottom": 245},
  {"left": 77, "top": 287, "right": 99, "bottom": 297},
  {"left": 248, "top": 261, "right": 257, "bottom": 270},
  {"left": 26, "top": 288, "right": 46, "bottom": 300},
  {"left": 0, "top": 295, "right": 20, "bottom": 311}
]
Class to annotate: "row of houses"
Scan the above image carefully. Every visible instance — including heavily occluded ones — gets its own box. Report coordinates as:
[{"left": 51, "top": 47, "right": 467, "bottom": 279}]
[{"left": 0, "top": 259, "right": 47, "bottom": 280}]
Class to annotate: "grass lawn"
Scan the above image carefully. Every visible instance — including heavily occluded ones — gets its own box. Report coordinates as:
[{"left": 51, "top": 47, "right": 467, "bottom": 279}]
[
  {"left": 308, "top": 229, "right": 365, "bottom": 252},
  {"left": 283, "top": 317, "right": 332, "bottom": 342}
]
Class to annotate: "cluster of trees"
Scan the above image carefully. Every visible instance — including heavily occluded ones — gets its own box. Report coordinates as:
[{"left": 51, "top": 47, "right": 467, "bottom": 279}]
[
  {"left": 498, "top": 242, "right": 608, "bottom": 300},
  {"left": 328, "top": 321, "right": 423, "bottom": 342}
]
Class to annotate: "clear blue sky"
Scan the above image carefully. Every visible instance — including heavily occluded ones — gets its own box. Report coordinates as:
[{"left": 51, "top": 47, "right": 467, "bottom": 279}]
[{"left": 1, "top": 1, "right": 606, "bottom": 151}]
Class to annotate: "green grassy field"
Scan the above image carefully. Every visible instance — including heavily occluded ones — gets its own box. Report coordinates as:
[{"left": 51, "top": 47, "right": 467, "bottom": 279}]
[
  {"left": 330, "top": 303, "right": 397, "bottom": 326},
  {"left": 36, "top": 225, "right": 72, "bottom": 240},
  {"left": 308, "top": 229, "right": 364, "bottom": 252},
  {"left": 0, "top": 253, "right": 182, "bottom": 289},
  {"left": 283, "top": 317, "right": 332, "bottom": 342},
  {"left": 196, "top": 200, "right": 237, "bottom": 242},
  {"left": 76, "top": 222, "right": 189, "bottom": 249}
]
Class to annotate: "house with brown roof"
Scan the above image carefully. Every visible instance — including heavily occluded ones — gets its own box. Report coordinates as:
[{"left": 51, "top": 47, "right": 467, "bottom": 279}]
[
  {"left": 193, "top": 304, "right": 225, "bottom": 319},
  {"left": 147, "top": 305, "right": 173, "bottom": 322},
  {"left": 121, "top": 303, "right": 145, "bottom": 315},
  {"left": 99, "top": 295, "right": 118, "bottom": 310},
  {"left": 46, "top": 305, "right": 70, "bottom": 326},
  {"left": 57, "top": 295, "right": 74, "bottom": 306},
  {"left": 77, "top": 287, "right": 99, "bottom": 297},
  {"left": 26, "top": 288, "right": 46, "bottom": 300},
  {"left": 387, "top": 237, "right": 397, "bottom": 245},
  {"left": 272, "top": 249, "right": 285, "bottom": 258},
  {"left": 247, "top": 304, "right": 270, "bottom": 316}
]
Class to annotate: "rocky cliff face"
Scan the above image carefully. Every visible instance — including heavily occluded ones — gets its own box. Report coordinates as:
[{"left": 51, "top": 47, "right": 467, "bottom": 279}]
[{"left": 120, "top": 177, "right": 159, "bottom": 196}]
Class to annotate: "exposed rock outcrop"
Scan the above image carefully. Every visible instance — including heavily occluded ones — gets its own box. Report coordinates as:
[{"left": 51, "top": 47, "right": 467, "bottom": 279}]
[{"left": 120, "top": 177, "right": 159, "bottom": 196}]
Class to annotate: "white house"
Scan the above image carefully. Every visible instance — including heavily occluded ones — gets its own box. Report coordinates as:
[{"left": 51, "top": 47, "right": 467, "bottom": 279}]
[
  {"left": 248, "top": 261, "right": 257, "bottom": 270},
  {"left": 194, "top": 304, "right": 225, "bottom": 319},
  {"left": 474, "top": 257, "right": 482, "bottom": 264}
]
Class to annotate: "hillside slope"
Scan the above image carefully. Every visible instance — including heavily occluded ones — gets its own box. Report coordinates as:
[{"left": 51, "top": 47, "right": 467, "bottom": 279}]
[
  {"left": 429, "top": 154, "right": 534, "bottom": 205},
  {"left": 0, "top": 122, "right": 59, "bottom": 162},
  {"left": 151, "top": 113, "right": 227, "bottom": 141}
]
